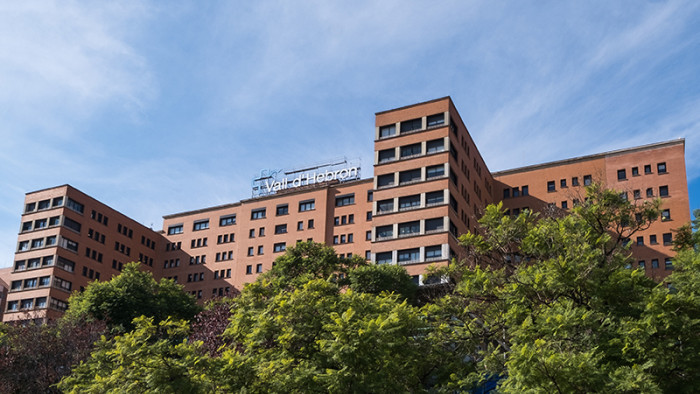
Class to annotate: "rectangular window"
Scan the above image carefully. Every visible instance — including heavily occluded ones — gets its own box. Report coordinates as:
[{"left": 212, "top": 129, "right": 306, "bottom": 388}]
[
  {"left": 583, "top": 175, "right": 592, "bottom": 186},
  {"left": 37, "top": 199, "right": 51, "bottom": 210},
  {"left": 60, "top": 237, "right": 78, "bottom": 252},
  {"left": 662, "top": 233, "right": 672, "bottom": 245},
  {"left": 247, "top": 247, "right": 254, "bottom": 256},
  {"left": 646, "top": 188, "right": 654, "bottom": 197},
  {"left": 400, "top": 143, "right": 422, "bottom": 158},
  {"left": 246, "top": 265, "right": 252, "bottom": 274},
  {"left": 66, "top": 198, "right": 84, "bottom": 214},
  {"left": 379, "top": 124, "right": 396, "bottom": 138},
  {"left": 376, "top": 225, "right": 393, "bottom": 240},
  {"left": 425, "top": 245, "right": 442, "bottom": 261},
  {"left": 376, "top": 252, "right": 392, "bottom": 264},
  {"left": 522, "top": 185, "right": 529, "bottom": 196},
  {"left": 664, "top": 258, "right": 673, "bottom": 270},
  {"left": 561, "top": 201, "right": 568, "bottom": 209},
  {"left": 377, "top": 199, "right": 394, "bottom": 213},
  {"left": 560, "top": 179, "right": 567, "bottom": 188},
  {"left": 219, "top": 214, "right": 236, "bottom": 226},
  {"left": 258, "top": 245, "right": 264, "bottom": 255},
  {"left": 63, "top": 217, "right": 82, "bottom": 233},
  {"left": 193, "top": 220, "right": 209, "bottom": 231},
  {"left": 547, "top": 181, "right": 555, "bottom": 192},
  {"left": 400, "top": 118, "right": 422, "bottom": 133},
  {"left": 633, "top": 189, "right": 641, "bottom": 199},
  {"left": 297, "top": 221, "right": 303, "bottom": 231},
  {"left": 308, "top": 219, "right": 314, "bottom": 229},
  {"left": 425, "top": 217, "right": 444, "bottom": 233},
  {"left": 366, "top": 211, "right": 372, "bottom": 221},
  {"left": 650, "top": 235, "right": 658, "bottom": 245},
  {"left": 572, "top": 177, "right": 579, "bottom": 186},
  {"left": 661, "top": 209, "right": 671, "bottom": 221},
  {"left": 276, "top": 204, "right": 289, "bottom": 216},
  {"left": 377, "top": 173, "right": 395, "bottom": 188},
  {"left": 399, "top": 169, "right": 421, "bottom": 185},
  {"left": 366, "top": 230, "right": 372, "bottom": 241},
  {"left": 503, "top": 189, "right": 510, "bottom": 199},
  {"left": 259, "top": 227, "right": 265, "bottom": 237},
  {"left": 426, "top": 164, "right": 445, "bottom": 179},
  {"left": 427, "top": 113, "right": 445, "bottom": 127},
  {"left": 299, "top": 200, "right": 315, "bottom": 212},
  {"left": 52, "top": 197, "right": 63, "bottom": 207},
  {"left": 638, "top": 260, "right": 645, "bottom": 269},
  {"left": 251, "top": 208, "right": 266, "bottom": 220},
  {"left": 25, "top": 202, "right": 36, "bottom": 213},
  {"left": 378, "top": 149, "right": 396, "bottom": 163},
  {"left": 651, "top": 259, "right": 659, "bottom": 268},
  {"left": 659, "top": 185, "right": 669, "bottom": 197},
  {"left": 398, "top": 221, "right": 420, "bottom": 237},
  {"left": 632, "top": 167, "right": 639, "bottom": 176},
  {"left": 636, "top": 236, "right": 644, "bottom": 246},
  {"left": 398, "top": 195, "right": 421, "bottom": 210},
  {"left": 617, "top": 169, "right": 626, "bottom": 180},
  {"left": 644, "top": 164, "right": 652, "bottom": 174},
  {"left": 275, "top": 224, "right": 287, "bottom": 234},
  {"left": 397, "top": 248, "right": 420, "bottom": 264},
  {"left": 335, "top": 194, "right": 355, "bottom": 207},
  {"left": 274, "top": 242, "right": 286, "bottom": 252},
  {"left": 657, "top": 162, "right": 667, "bottom": 174},
  {"left": 168, "top": 225, "right": 183, "bottom": 235},
  {"left": 426, "top": 138, "right": 444, "bottom": 153},
  {"left": 256, "top": 263, "right": 263, "bottom": 273}
]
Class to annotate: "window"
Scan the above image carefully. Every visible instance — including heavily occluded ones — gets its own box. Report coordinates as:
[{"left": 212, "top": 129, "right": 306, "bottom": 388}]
[
  {"left": 52, "top": 197, "right": 63, "bottom": 207},
  {"left": 636, "top": 236, "right": 644, "bottom": 246},
  {"left": 522, "top": 185, "right": 529, "bottom": 196},
  {"left": 633, "top": 189, "right": 641, "bottom": 199},
  {"left": 193, "top": 220, "right": 209, "bottom": 231},
  {"left": 366, "top": 231, "right": 372, "bottom": 241},
  {"left": 377, "top": 173, "right": 394, "bottom": 188},
  {"left": 400, "top": 118, "right": 422, "bottom": 133},
  {"left": 66, "top": 198, "right": 84, "bottom": 214},
  {"left": 399, "top": 195, "right": 421, "bottom": 210},
  {"left": 377, "top": 199, "right": 394, "bottom": 213},
  {"left": 376, "top": 225, "right": 393, "bottom": 240},
  {"left": 617, "top": 169, "right": 626, "bottom": 180},
  {"left": 661, "top": 209, "right": 671, "bottom": 221},
  {"left": 397, "top": 248, "right": 420, "bottom": 263},
  {"left": 503, "top": 189, "right": 510, "bottom": 199},
  {"left": 256, "top": 263, "right": 263, "bottom": 273},
  {"left": 398, "top": 221, "right": 420, "bottom": 237},
  {"left": 399, "top": 169, "right": 421, "bottom": 185},
  {"left": 46, "top": 236, "right": 56, "bottom": 246},
  {"left": 659, "top": 185, "right": 669, "bottom": 197},
  {"left": 168, "top": 225, "right": 183, "bottom": 235},
  {"left": 632, "top": 167, "right": 639, "bottom": 176},
  {"left": 37, "top": 199, "right": 50, "bottom": 210},
  {"left": 646, "top": 188, "right": 654, "bottom": 198},
  {"left": 274, "top": 243, "right": 286, "bottom": 252},
  {"left": 427, "top": 113, "right": 445, "bottom": 127},
  {"left": 247, "top": 247, "right": 254, "bottom": 256},
  {"left": 657, "top": 162, "right": 667, "bottom": 174},
  {"left": 425, "top": 218, "right": 444, "bottom": 233},
  {"left": 426, "top": 164, "right": 445, "bottom": 179},
  {"left": 220, "top": 214, "right": 236, "bottom": 226},
  {"left": 297, "top": 221, "right": 303, "bottom": 231},
  {"left": 333, "top": 235, "right": 339, "bottom": 244},
  {"left": 36, "top": 297, "right": 47, "bottom": 309},
  {"left": 251, "top": 208, "right": 266, "bottom": 220},
  {"left": 275, "top": 224, "right": 287, "bottom": 234},
  {"left": 651, "top": 259, "right": 659, "bottom": 268},
  {"left": 665, "top": 258, "right": 673, "bottom": 270},
  {"left": 400, "top": 143, "right": 422, "bottom": 158},
  {"left": 662, "top": 233, "right": 672, "bottom": 245},
  {"left": 379, "top": 124, "right": 396, "bottom": 138},
  {"left": 63, "top": 217, "right": 82, "bottom": 233},
  {"left": 650, "top": 235, "right": 658, "bottom": 245},
  {"left": 561, "top": 201, "right": 568, "bottom": 209},
  {"left": 560, "top": 179, "right": 567, "bottom": 188},
  {"left": 425, "top": 245, "right": 442, "bottom": 261},
  {"left": 426, "top": 139, "right": 444, "bottom": 153},
  {"left": 35, "top": 219, "right": 47, "bottom": 229},
  {"left": 246, "top": 265, "right": 252, "bottom": 274},
  {"left": 366, "top": 211, "right": 372, "bottom": 221},
  {"left": 572, "top": 177, "right": 579, "bottom": 186},
  {"left": 583, "top": 175, "right": 592, "bottom": 186},
  {"left": 258, "top": 245, "right": 264, "bottom": 255},
  {"left": 378, "top": 149, "right": 396, "bottom": 163},
  {"left": 644, "top": 164, "right": 652, "bottom": 174},
  {"left": 24, "top": 278, "right": 37, "bottom": 288},
  {"left": 376, "top": 252, "right": 392, "bottom": 264},
  {"left": 638, "top": 260, "right": 645, "bottom": 269},
  {"left": 367, "top": 191, "right": 373, "bottom": 202},
  {"left": 25, "top": 202, "right": 36, "bottom": 213},
  {"left": 348, "top": 214, "right": 354, "bottom": 224},
  {"left": 21, "top": 299, "right": 34, "bottom": 310},
  {"left": 299, "top": 200, "right": 315, "bottom": 212},
  {"left": 308, "top": 219, "right": 314, "bottom": 229},
  {"left": 276, "top": 204, "right": 289, "bottom": 216},
  {"left": 49, "top": 216, "right": 60, "bottom": 226},
  {"left": 259, "top": 227, "right": 265, "bottom": 236},
  {"left": 249, "top": 229, "right": 255, "bottom": 238},
  {"left": 335, "top": 194, "right": 355, "bottom": 206},
  {"left": 18, "top": 240, "right": 29, "bottom": 252},
  {"left": 547, "top": 181, "right": 555, "bottom": 192}
]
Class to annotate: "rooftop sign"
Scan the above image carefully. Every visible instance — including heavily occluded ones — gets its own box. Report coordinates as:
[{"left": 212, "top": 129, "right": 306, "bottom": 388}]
[{"left": 251, "top": 158, "right": 361, "bottom": 197}]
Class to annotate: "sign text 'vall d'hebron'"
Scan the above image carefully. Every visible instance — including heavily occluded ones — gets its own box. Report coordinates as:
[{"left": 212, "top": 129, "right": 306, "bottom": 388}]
[{"left": 251, "top": 159, "right": 361, "bottom": 197}]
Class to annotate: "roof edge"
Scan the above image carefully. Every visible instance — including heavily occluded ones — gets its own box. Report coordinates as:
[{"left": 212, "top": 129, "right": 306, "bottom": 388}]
[{"left": 375, "top": 96, "right": 452, "bottom": 115}]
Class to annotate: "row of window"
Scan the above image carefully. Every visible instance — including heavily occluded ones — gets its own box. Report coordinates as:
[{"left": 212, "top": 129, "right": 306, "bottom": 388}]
[
  {"left": 138, "top": 253, "right": 154, "bottom": 267},
  {"left": 635, "top": 233, "right": 674, "bottom": 246},
  {"left": 85, "top": 247, "right": 103, "bottom": 263},
  {"left": 378, "top": 113, "right": 445, "bottom": 139},
  {"left": 187, "top": 272, "right": 205, "bottom": 282},
  {"left": 90, "top": 209, "right": 109, "bottom": 226},
  {"left": 635, "top": 257, "right": 673, "bottom": 270},
  {"left": 375, "top": 245, "right": 447, "bottom": 265},
  {"left": 114, "top": 241, "right": 131, "bottom": 256},
  {"left": 245, "top": 263, "right": 264, "bottom": 275},
  {"left": 332, "top": 234, "right": 354, "bottom": 244},
  {"left": 376, "top": 164, "right": 448, "bottom": 188},
  {"left": 17, "top": 235, "right": 58, "bottom": 252},
  {"left": 25, "top": 197, "right": 64, "bottom": 213},
  {"left": 81, "top": 266, "right": 101, "bottom": 280},
  {"left": 190, "top": 255, "right": 206, "bottom": 265},
  {"left": 10, "top": 275, "right": 51, "bottom": 291},
  {"left": 376, "top": 190, "right": 445, "bottom": 214},
  {"left": 377, "top": 138, "right": 446, "bottom": 163},
  {"left": 88, "top": 228, "right": 106, "bottom": 244},
  {"left": 334, "top": 214, "right": 354, "bottom": 226},
  {"left": 216, "top": 251, "right": 234, "bottom": 261},
  {"left": 214, "top": 269, "right": 232, "bottom": 279},
  {"left": 217, "top": 233, "right": 235, "bottom": 244},
  {"left": 547, "top": 175, "right": 593, "bottom": 192},
  {"left": 164, "top": 258, "right": 180, "bottom": 269},
  {"left": 112, "top": 260, "right": 124, "bottom": 272},
  {"left": 375, "top": 217, "right": 445, "bottom": 241},
  {"left": 13, "top": 255, "right": 55, "bottom": 272},
  {"left": 249, "top": 220, "right": 316, "bottom": 238},
  {"left": 503, "top": 185, "right": 530, "bottom": 199},
  {"left": 6, "top": 296, "right": 48, "bottom": 312},
  {"left": 141, "top": 235, "right": 156, "bottom": 250},
  {"left": 21, "top": 215, "right": 60, "bottom": 232},
  {"left": 191, "top": 237, "right": 208, "bottom": 248},
  {"left": 617, "top": 162, "right": 667, "bottom": 180},
  {"left": 116, "top": 223, "right": 134, "bottom": 239}
]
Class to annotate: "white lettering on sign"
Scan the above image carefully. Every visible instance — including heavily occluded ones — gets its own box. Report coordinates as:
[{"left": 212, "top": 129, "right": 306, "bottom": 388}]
[{"left": 264, "top": 167, "right": 359, "bottom": 193}]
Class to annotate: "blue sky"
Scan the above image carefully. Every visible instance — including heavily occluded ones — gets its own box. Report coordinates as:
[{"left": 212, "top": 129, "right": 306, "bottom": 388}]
[{"left": 1, "top": 1, "right": 699, "bottom": 268}]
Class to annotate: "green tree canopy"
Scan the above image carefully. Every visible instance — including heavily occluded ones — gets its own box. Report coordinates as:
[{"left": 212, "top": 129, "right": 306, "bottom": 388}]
[
  {"left": 348, "top": 263, "right": 418, "bottom": 302},
  {"left": 63, "top": 262, "right": 201, "bottom": 332}
]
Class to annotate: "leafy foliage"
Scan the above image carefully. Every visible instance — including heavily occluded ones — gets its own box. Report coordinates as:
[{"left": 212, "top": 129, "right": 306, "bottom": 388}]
[
  {"left": 63, "top": 262, "right": 201, "bottom": 332},
  {"left": 348, "top": 263, "right": 418, "bottom": 302}
]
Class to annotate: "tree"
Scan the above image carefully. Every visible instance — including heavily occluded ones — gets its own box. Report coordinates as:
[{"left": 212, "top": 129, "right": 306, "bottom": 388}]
[
  {"left": 0, "top": 319, "right": 105, "bottom": 393},
  {"left": 439, "top": 185, "right": 700, "bottom": 392},
  {"left": 57, "top": 316, "right": 222, "bottom": 393},
  {"left": 63, "top": 262, "right": 201, "bottom": 332},
  {"left": 348, "top": 263, "right": 418, "bottom": 302}
]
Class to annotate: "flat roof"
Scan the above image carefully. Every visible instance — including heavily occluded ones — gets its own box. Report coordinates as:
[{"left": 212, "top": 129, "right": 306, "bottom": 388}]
[
  {"left": 491, "top": 139, "right": 685, "bottom": 177},
  {"left": 375, "top": 96, "right": 451, "bottom": 115}
]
